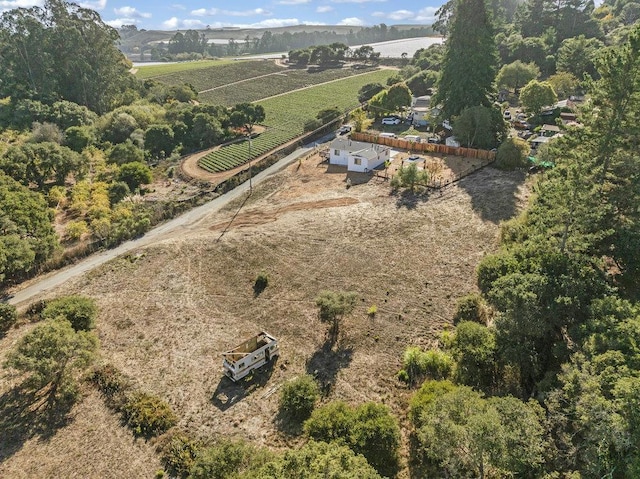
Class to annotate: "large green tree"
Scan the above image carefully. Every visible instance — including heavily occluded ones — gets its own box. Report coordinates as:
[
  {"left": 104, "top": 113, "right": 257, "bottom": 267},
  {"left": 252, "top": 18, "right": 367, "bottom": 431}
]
[
  {"left": 0, "top": 172, "right": 58, "bottom": 284},
  {"left": 0, "top": 0, "right": 136, "bottom": 114},
  {"left": 432, "top": 0, "right": 498, "bottom": 120},
  {"left": 496, "top": 60, "right": 540, "bottom": 92},
  {"left": 4, "top": 318, "right": 99, "bottom": 406}
]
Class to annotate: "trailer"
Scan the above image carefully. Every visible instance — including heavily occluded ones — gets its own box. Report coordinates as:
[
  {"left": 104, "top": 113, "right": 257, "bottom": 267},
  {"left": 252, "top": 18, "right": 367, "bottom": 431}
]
[{"left": 222, "top": 332, "right": 279, "bottom": 382}]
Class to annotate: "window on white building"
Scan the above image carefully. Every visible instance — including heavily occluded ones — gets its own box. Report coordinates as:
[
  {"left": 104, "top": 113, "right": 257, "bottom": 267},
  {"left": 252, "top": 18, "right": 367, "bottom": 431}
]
[
  {"left": 354, "top": 158, "right": 361, "bottom": 165},
  {"left": 334, "top": 149, "right": 340, "bottom": 155}
]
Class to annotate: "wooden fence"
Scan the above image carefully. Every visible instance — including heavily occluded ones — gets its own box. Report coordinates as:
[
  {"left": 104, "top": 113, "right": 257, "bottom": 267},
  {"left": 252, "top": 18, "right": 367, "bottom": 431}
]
[{"left": 350, "top": 132, "right": 497, "bottom": 161}]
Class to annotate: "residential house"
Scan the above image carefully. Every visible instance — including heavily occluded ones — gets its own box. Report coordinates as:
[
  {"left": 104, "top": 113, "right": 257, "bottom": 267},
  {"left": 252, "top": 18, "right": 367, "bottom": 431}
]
[
  {"left": 540, "top": 124, "right": 561, "bottom": 137},
  {"left": 410, "top": 95, "right": 438, "bottom": 127},
  {"left": 329, "top": 137, "right": 391, "bottom": 173}
]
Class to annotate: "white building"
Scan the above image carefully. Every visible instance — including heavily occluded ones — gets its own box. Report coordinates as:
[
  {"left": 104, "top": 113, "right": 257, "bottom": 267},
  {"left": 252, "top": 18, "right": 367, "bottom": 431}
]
[{"left": 329, "top": 137, "right": 391, "bottom": 173}]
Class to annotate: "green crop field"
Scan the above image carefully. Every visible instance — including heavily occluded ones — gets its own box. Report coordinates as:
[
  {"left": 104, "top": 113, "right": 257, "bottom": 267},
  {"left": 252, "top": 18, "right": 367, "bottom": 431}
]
[
  {"left": 198, "top": 66, "right": 378, "bottom": 106},
  {"left": 142, "top": 60, "right": 284, "bottom": 91},
  {"left": 197, "top": 69, "right": 393, "bottom": 174},
  {"left": 134, "top": 59, "right": 233, "bottom": 79}
]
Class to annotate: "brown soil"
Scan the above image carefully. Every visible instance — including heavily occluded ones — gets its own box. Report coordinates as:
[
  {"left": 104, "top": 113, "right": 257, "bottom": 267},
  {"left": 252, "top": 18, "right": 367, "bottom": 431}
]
[{"left": 0, "top": 152, "right": 528, "bottom": 476}]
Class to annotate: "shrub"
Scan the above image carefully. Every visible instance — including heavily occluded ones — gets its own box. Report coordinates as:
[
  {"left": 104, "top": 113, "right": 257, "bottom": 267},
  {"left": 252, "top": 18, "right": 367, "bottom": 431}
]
[
  {"left": 494, "top": 137, "right": 530, "bottom": 170},
  {"left": 304, "top": 400, "right": 400, "bottom": 477},
  {"left": 160, "top": 433, "right": 200, "bottom": 479},
  {"left": 90, "top": 363, "right": 130, "bottom": 409},
  {"left": 409, "top": 379, "right": 457, "bottom": 428},
  {"left": 367, "top": 305, "right": 377, "bottom": 317},
  {"left": 401, "top": 346, "right": 454, "bottom": 385},
  {"left": 122, "top": 392, "right": 177, "bottom": 438},
  {"left": 451, "top": 321, "right": 497, "bottom": 390},
  {"left": 189, "top": 439, "right": 271, "bottom": 479},
  {"left": 0, "top": 303, "right": 18, "bottom": 333},
  {"left": 279, "top": 374, "right": 320, "bottom": 422},
  {"left": 254, "top": 271, "right": 269, "bottom": 296},
  {"left": 453, "top": 293, "right": 490, "bottom": 325},
  {"left": 64, "top": 220, "right": 89, "bottom": 241},
  {"left": 42, "top": 295, "right": 98, "bottom": 331}
]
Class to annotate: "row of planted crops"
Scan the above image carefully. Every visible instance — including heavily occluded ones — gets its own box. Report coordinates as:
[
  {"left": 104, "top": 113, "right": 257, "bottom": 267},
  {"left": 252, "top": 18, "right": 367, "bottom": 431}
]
[{"left": 197, "top": 69, "right": 393, "bottom": 173}]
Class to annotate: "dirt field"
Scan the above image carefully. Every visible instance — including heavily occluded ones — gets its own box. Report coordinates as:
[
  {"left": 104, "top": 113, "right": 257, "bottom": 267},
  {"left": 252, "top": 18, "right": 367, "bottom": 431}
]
[{"left": 0, "top": 153, "right": 528, "bottom": 477}]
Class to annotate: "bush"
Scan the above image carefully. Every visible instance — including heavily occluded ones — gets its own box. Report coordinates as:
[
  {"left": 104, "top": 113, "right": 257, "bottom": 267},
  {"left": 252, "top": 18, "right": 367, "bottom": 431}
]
[
  {"left": 42, "top": 295, "right": 98, "bottom": 331},
  {"left": 451, "top": 321, "right": 497, "bottom": 390},
  {"left": 122, "top": 392, "right": 177, "bottom": 438},
  {"left": 0, "top": 303, "right": 18, "bottom": 333},
  {"left": 304, "top": 400, "right": 400, "bottom": 477},
  {"left": 494, "top": 137, "right": 530, "bottom": 170},
  {"left": 160, "top": 433, "right": 200, "bottom": 479},
  {"left": 279, "top": 374, "right": 320, "bottom": 422},
  {"left": 64, "top": 220, "right": 89, "bottom": 241},
  {"left": 367, "top": 305, "right": 377, "bottom": 317},
  {"left": 453, "top": 293, "right": 490, "bottom": 325},
  {"left": 189, "top": 439, "right": 271, "bottom": 479},
  {"left": 401, "top": 346, "right": 454, "bottom": 385},
  {"left": 254, "top": 271, "right": 269, "bottom": 296},
  {"left": 90, "top": 363, "right": 130, "bottom": 408}
]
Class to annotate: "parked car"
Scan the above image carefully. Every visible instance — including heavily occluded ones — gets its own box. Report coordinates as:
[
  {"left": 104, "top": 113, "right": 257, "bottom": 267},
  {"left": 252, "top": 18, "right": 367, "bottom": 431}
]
[
  {"left": 407, "top": 155, "right": 421, "bottom": 161},
  {"left": 513, "top": 120, "right": 532, "bottom": 130},
  {"left": 503, "top": 110, "right": 512, "bottom": 120},
  {"left": 516, "top": 113, "right": 527, "bottom": 120},
  {"left": 338, "top": 125, "right": 352, "bottom": 135},
  {"left": 381, "top": 117, "right": 401, "bottom": 125}
]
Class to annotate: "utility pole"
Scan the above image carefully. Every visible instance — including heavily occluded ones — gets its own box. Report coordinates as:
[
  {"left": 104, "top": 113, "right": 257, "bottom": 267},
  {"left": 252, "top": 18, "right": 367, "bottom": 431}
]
[{"left": 248, "top": 132, "right": 252, "bottom": 192}]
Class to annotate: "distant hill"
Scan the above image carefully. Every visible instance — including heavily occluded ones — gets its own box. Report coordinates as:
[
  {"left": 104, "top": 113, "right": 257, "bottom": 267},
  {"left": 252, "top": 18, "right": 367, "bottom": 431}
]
[{"left": 119, "top": 24, "right": 435, "bottom": 56}]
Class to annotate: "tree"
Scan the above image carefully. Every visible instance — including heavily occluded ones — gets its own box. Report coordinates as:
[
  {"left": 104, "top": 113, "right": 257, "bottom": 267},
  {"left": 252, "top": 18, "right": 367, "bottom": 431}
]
[
  {"left": 496, "top": 60, "right": 540, "bottom": 92},
  {"left": 349, "top": 108, "right": 372, "bottom": 133},
  {"left": 432, "top": 0, "right": 498, "bottom": 119},
  {"left": 189, "top": 439, "right": 270, "bottom": 479},
  {"left": 494, "top": 137, "right": 530, "bottom": 170},
  {"left": 230, "top": 103, "right": 266, "bottom": 137},
  {"left": 279, "top": 374, "right": 320, "bottom": 422},
  {"left": 451, "top": 321, "right": 497, "bottom": 390},
  {"left": 519, "top": 80, "right": 557, "bottom": 115},
  {"left": 117, "top": 161, "right": 152, "bottom": 191},
  {"left": 316, "top": 107, "right": 342, "bottom": 124},
  {"left": 415, "top": 384, "right": 545, "bottom": 478},
  {"left": 108, "top": 140, "right": 144, "bottom": 165},
  {"left": 357, "top": 83, "right": 385, "bottom": 103},
  {"left": 406, "top": 70, "right": 439, "bottom": 97},
  {"left": 547, "top": 71, "right": 580, "bottom": 99},
  {"left": 3, "top": 318, "right": 99, "bottom": 405},
  {"left": 304, "top": 401, "right": 400, "bottom": 477},
  {"left": 557, "top": 35, "right": 605, "bottom": 79},
  {"left": 384, "top": 83, "right": 412, "bottom": 113},
  {"left": 0, "top": 302, "right": 17, "bottom": 333},
  {"left": 42, "top": 295, "right": 98, "bottom": 331},
  {"left": 0, "top": 0, "right": 136, "bottom": 114},
  {"left": 253, "top": 441, "right": 381, "bottom": 479},
  {"left": 144, "top": 124, "right": 175, "bottom": 160},
  {"left": 0, "top": 172, "right": 57, "bottom": 284},
  {"left": 315, "top": 290, "right": 358, "bottom": 340},
  {"left": 392, "top": 163, "right": 430, "bottom": 192},
  {"left": 453, "top": 105, "right": 506, "bottom": 149}
]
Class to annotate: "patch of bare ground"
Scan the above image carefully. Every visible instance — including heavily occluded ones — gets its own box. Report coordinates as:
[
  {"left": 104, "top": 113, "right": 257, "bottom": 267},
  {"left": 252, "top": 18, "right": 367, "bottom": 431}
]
[
  {"left": 0, "top": 153, "right": 528, "bottom": 476},
  {"left": 0, "top": 382, "right": 161, "bottom": 478}
]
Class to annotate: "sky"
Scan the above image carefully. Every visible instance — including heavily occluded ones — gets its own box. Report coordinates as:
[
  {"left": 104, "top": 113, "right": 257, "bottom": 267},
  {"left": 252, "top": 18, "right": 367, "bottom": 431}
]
[{"left": 0, "top": 0, "right": 443, "bottom": 31}]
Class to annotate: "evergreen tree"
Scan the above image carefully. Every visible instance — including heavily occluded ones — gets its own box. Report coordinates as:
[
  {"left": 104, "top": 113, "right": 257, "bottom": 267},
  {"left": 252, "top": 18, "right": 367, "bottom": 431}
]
[{"left": 432, "top": 0, "right": 498, "bottom": 120}]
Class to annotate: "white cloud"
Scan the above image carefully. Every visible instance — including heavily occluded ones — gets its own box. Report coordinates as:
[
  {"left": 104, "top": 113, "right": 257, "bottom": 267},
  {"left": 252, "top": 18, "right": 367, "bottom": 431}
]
[
  {"left": 277, "top": 0, "right": 310, "bottom": 4},
  {"left": 316, "top": 5, "right": 333, "bottom": 13},
  {"left": 332, "top": 0, "right": 386, "bottom": 3},
  {"left": 372, "top": 9, "right": 414, "bottom": 21},
  {"left": 161, "top": 17, "right": 206, "bottom": 29},
  {"left": 78, "top": 0, "right": 106, "bottom": 10},
  {"left": 114, "top": 6, "right": 150, "bottom": 18},
  {"left": 415, "top": 6, "right": 438, "bottom": 22},
  {"left": 338, "top": 17, "right": 365, "bottom": 26},
  {"left": 106, "top": 17, "right": 136, "bottom": 28},
  {"left": 0, "top": 0, "right": 42, "bottom": 10},
  {"left": 171, "top": 3, "right": 186, "bottom": 10},
  {"left": 191, "top": 7, "right": 271, "bottom": 17}
]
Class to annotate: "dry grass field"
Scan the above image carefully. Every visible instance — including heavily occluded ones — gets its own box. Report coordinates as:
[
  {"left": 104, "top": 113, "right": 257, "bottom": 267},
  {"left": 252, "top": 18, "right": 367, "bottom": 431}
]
[{"left": 0, "top": 153, "right": 528, "bottom": 477}]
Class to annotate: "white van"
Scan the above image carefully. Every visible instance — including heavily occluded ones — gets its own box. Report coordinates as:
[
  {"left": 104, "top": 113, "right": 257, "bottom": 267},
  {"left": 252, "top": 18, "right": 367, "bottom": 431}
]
[
  {"left": 379, "top": 132, "right": 397, "bottom": 139},
  {"left": 404, "top": 135, "right": 421, "bottom": 142}
]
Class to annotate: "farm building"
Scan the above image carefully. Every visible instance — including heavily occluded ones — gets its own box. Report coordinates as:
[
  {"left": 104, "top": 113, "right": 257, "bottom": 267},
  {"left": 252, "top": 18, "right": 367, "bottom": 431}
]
[
  {"left": 329, "top": 137, "right": 391, "bottom": 173},
  {"left": 410, "top": 95, "right": 438, "bottom": 127}
]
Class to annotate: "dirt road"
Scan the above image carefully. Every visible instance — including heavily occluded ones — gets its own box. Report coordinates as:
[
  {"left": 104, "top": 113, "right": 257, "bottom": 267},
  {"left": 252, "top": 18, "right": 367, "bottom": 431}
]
[{"left": 7, "top": 146, "right": 314, "bottom": 307}]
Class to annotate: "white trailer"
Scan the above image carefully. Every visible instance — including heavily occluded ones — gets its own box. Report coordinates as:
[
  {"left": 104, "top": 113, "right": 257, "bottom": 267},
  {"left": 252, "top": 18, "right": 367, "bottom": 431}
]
[{"left": 222, "top": 331, "right": 279, "bottom": 382}]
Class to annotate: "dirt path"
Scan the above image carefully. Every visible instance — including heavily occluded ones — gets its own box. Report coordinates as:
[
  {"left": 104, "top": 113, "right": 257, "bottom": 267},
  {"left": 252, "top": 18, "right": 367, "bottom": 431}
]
[{"left": 7, "top": 146, "right": 314, "bottom": 307}]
